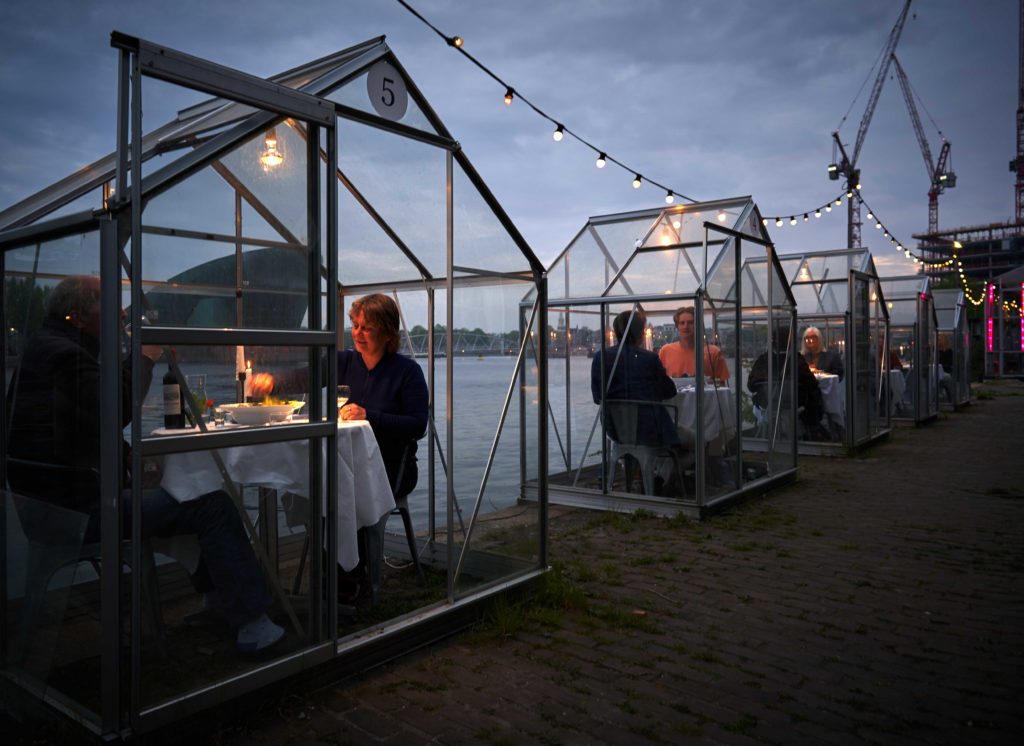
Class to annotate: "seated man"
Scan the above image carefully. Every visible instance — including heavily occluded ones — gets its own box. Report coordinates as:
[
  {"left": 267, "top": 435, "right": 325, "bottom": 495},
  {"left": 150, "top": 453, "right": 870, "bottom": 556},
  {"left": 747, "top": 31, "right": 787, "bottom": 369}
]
[
  {"left": 658, "top": 306, "right": 730, "bottom": 381},
  {"left": 591, "top": 307, "right": 686, "bottom": 493},
  {"left": 6, "top": 276, "right": 283, "bottom": 652},
  {"left": 747, "top": 335, "right": 824, "bottom": 439}
]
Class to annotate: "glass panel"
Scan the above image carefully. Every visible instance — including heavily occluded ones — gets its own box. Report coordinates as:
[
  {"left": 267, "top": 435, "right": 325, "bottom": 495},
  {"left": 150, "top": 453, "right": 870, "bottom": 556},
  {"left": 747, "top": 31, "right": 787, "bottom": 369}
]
[
  {"left": 338, "top": 119, "right": 446, "bottom": 279},
  {"left": 141, "top": 126, "right": 312, "bottom": 331},
  {"left": 453, "top": 166, "right": 531, "bottom": 275}
]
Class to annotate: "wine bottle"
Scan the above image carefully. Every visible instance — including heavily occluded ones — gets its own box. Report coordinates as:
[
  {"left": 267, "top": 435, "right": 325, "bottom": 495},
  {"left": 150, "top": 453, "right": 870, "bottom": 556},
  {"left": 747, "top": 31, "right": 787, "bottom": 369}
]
[{"left": 163, "top": 354, "right": 185, "bottom": 429}]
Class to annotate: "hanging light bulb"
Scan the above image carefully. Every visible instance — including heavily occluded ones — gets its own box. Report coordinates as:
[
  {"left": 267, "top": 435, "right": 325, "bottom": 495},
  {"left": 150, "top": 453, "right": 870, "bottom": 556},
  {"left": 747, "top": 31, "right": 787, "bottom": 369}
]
[
  {"left": 798, "top": 262, "right": 811, "bottom": 281},
  {"left": 846, "top": 189, "right": 853, "bottom": 198},
  {"left": 814, "top": 209, "right": 821, "bottom": 218},
  {"left": 789, "top": 216, "right": 797, "bottom": 225},
  {"left": 672, "top": 219, "right": 681, "bottom": 230},
  {"left": 552, "top": 124, "right": 564, "bottom": 141},
  {"left": 632, "top": 174, "right": 642, "bottom": 189},
  {"left": 802, "top": 213, "right": 809, "bottom": 222},
  {"left": 775, "top": 218, "right": 783, "bottom": 227},
  {"left": 835, "top": 197, "right": 842, "bottom": 206},
  {"left": 596, "top": 152, "right": 606, "bottom": 168},
  {"left": 717, "top": 210, "right": 728, "bottom": 222},
  {"left": 504, "top": 87, "right": 514, "bottom": 105},
  {"left": 876, "top": 222, "right": 882, "bottom": 229},
  {"left": 448, "top": 35, "right": 464, "bottom": 47},
  {"left": 825, "top": 204, "right": 832, "bottom": 213},
  {"left": 259, "top": 127, "right": 283, "bottom": 171},
  {"left": 866, "top": 212, "right": 873, "bottom": 220},
  {"left": 666, "top": 190, "right": 675, "bottom": 204},
  {"left": 761, "top": 218, "right": 768, "bottom": 226}
]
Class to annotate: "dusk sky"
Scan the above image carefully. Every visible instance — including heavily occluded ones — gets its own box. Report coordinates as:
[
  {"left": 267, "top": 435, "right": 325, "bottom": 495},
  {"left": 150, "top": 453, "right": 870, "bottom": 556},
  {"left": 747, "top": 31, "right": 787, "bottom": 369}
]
[{"left": 0, "top": 0, "right": 1016, "bottom": 278}]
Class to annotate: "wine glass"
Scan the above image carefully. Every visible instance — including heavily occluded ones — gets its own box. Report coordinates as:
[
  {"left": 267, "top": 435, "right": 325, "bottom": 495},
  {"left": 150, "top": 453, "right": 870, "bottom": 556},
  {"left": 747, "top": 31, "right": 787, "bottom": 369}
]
[{"left": 336, "top": 385, "right": 351, "bottom": 418}]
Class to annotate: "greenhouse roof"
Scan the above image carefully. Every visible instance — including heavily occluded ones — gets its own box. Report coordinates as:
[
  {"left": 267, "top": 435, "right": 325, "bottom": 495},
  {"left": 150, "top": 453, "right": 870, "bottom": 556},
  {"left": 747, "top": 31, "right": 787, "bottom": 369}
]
[
  {"left": 932, "top": 288, "right": 965, "bottom": 331},
  {"left": 759, "top": 248, "right": 878, "bottom": 316},
  {"left": 879, "top": 275, "right": 931, "bottom": 326},
  {"left": 543, "top": 197, "right": 793, "bottom": 311}
]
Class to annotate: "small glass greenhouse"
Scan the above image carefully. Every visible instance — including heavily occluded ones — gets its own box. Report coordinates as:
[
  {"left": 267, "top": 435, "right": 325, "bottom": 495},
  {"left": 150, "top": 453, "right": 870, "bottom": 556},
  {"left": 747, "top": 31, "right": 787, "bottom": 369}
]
[
  {"left": 529, "top": 198, "right": 800, "bottom": 521},
  {"left": 878, "top": 275, "right": 939, "bottom": 423},
  {"left": 748, "top": 248, "right": 892, "bottom": 453},
  {"left": 984, "top": 266, "right": 1024, "bottom": 378},
  {"left": 1, "top": 34, "right": 548, "bottom": 738},
  {"left": 933, "top": 288, "right": 970, "bottom": 407}
]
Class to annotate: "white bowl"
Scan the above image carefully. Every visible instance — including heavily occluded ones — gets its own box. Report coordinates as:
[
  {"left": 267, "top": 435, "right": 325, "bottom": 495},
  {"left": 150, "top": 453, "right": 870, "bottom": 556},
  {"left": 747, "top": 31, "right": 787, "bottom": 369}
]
[{"left": 217, "top": 402, "right": 303, "bottom": 425}]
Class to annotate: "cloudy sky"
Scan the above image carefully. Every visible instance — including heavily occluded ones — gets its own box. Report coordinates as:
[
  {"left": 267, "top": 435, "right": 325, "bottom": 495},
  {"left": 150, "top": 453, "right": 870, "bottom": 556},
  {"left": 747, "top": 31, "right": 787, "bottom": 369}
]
[{"left": 0, "top": 0, "right": 1016, "bottom": 276}]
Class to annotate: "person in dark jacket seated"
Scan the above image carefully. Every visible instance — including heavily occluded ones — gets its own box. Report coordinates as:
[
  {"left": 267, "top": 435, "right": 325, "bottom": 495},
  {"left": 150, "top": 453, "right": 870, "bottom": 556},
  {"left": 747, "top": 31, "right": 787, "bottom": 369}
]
[
  {"left": 747, "top": 334, "right": 825, "bottom": 440},
  {"left": 6, "top": 276, "right": 283, "bottom": 651},
  {"left": 250, "top": 293, "right": 428, "bottom": 601}
]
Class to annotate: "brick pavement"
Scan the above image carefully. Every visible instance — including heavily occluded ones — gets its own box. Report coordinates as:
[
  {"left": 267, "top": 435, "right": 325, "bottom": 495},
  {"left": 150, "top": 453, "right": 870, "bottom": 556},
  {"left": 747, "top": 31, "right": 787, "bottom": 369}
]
[{"left": 8, "top": 381, "right": 1024, "bottom": 744}]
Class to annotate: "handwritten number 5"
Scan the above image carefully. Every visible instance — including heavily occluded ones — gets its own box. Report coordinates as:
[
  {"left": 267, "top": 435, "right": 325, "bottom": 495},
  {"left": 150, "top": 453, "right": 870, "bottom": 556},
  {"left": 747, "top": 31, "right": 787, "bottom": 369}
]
[{"left": 381, "top": 77, "right": 395, "bottom": 107}]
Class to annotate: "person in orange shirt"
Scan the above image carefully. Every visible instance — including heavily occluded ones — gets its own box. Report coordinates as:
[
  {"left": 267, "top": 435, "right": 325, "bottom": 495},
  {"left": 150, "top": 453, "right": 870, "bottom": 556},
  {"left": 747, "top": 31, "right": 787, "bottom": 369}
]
[{"left": 658, "top": 306, "right": 730, "bottom": 381}]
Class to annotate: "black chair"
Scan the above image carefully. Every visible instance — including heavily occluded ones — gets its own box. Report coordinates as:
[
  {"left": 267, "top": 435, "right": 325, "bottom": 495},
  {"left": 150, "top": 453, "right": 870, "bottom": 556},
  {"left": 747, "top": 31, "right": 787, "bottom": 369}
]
[{"left": 6, "top": 458, "right": 166, "bottom": 663}]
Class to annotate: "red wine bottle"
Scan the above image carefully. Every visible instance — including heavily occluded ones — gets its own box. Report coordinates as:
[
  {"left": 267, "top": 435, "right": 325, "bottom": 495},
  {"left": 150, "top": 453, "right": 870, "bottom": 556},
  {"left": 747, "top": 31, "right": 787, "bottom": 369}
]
[{"left": 163, "top": 353, "right": 185, "bottom": 429}]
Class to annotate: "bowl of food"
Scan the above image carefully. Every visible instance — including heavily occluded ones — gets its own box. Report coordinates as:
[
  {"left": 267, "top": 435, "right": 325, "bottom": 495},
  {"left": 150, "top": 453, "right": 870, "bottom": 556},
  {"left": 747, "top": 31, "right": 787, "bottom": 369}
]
[{"left": 217, "top": 399, "right": 304, "bottom": 425}]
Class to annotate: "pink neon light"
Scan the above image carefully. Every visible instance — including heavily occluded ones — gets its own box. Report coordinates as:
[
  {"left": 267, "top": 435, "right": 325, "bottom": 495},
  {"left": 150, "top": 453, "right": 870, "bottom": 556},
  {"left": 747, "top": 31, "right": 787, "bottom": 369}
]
[
  {"left": 987, "top": 318, "right": 993, "bottom": 353},
  {"left": 1020, "top": 283, "right": 1024, "bottom": 352}
]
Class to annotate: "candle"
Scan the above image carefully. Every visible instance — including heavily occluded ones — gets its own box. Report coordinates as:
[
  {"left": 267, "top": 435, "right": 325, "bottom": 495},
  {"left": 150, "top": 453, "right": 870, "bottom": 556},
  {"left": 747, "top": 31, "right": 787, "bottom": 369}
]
[{"left": 244, "top": 360, "right": 253, "bottom": 401}]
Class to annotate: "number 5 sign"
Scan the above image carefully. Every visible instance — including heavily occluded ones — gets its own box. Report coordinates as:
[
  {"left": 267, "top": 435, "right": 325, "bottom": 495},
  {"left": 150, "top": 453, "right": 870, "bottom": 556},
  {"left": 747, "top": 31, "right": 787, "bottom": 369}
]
[{"left": 366, "top": 61, "right": 408, "bottom": 121}]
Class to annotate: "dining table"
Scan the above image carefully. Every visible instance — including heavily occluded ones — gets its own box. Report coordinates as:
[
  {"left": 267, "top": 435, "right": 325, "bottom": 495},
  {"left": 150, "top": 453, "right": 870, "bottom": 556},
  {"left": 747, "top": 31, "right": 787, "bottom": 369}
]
[
  {"left": 813, "top": 372, "right": 844, "bottom": 428},
  {"left": 152, "top": 419, "right": 394, "bottom": 573},
  {"left": 667, "top": 380, "right": 736, "bottom": 444}
]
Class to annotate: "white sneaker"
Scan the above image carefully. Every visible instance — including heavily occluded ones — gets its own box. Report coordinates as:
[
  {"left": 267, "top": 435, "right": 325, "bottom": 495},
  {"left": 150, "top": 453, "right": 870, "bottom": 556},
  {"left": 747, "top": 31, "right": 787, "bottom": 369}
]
[{"left": 236, "top": 613, "right": 284, "bottom": 652}]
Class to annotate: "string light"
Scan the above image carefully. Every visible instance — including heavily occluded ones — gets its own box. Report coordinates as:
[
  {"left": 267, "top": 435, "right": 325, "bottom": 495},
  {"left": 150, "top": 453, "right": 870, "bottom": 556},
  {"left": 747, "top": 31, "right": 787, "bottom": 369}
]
[
  {"left": 633, "top": 174, "right": 643, "bottom": 189},
  {"left": 803, "top": 213, "right": 809, "bottom": 222},
  {"left": 665, "top": 190, "right": 675, "bottom": 204},
  {"left": 393, "top": 0, "right": 699, "bottom": 204}
]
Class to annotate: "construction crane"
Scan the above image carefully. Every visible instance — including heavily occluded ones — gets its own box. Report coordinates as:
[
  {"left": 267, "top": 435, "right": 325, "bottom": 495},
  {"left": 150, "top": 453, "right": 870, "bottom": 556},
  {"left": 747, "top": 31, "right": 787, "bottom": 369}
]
[
  {"left": 891, "top": 53, "right": 956, "bottom": 236},
  {"left": 828, "top": 0, "right": 913, "bottom": 248},
  {"left": 1012, "top": 0, "right": 1024, "bottom": 222}
]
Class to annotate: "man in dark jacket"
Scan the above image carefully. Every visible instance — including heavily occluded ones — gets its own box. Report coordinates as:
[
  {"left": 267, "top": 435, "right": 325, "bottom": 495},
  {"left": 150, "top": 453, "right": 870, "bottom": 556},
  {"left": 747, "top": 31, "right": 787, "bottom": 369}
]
[{"left": 6, "top": 276, "right": 283, "bottom": 651}]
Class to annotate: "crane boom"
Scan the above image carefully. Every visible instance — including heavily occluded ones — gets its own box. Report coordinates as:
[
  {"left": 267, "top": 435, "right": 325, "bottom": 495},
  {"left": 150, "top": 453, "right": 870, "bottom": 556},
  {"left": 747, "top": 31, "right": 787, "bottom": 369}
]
[
  {"left": 828, "top": 0, "right": 913, "bottom": 248},
  {"left": 892, "top": 54, "right": 935, "bottom": 182},
  {"left": 851, "top": 0, "right": 914, "bottom": 166}
]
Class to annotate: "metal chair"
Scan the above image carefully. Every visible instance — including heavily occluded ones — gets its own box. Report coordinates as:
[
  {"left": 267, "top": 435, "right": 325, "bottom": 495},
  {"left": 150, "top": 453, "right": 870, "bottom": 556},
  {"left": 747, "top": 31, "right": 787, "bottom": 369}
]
[{"left": 604, "top": 399, "right": 693, "bottom": 497}]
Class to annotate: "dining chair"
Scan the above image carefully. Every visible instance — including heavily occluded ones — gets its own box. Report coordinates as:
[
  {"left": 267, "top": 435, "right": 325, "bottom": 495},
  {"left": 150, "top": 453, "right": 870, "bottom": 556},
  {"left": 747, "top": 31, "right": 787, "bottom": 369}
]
[
  {"left": 603, "top": 399, "right": 693, "bottom": 498},
  {"left": 6, "top": 459, "right": 167, "bottom": 664}
]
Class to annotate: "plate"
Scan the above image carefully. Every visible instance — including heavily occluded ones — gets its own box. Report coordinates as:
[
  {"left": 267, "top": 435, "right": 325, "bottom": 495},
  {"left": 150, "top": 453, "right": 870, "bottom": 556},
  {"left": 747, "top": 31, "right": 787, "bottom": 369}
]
[{"left": 217, "top": 401, "right": 304, "bottom": 425}]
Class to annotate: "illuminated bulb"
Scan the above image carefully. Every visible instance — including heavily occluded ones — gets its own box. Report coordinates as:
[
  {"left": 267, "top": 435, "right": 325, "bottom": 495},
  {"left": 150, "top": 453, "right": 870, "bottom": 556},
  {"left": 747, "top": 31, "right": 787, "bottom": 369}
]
[
  {"left": 258, "top": 128, "right": 283, "bottom": 170},
  {"left": 504, "top": 87, "right": 514, "bottom": 105},
  {"left": 814, "top": 209, "right": 821, "bottom": 218},
  {"left": 846, "top": 190, "right": 853, "bottom": 198},
  {"left": 802, "top": 213, "right": 809, "bottom": 222},
  {"left": 552, "top": 124, "right": 564, "bottom": 141},
  {"left": 825, "top": 204, "right": 832, "bottom": 213},
  {"left": 666, "top": 190, "right": 675, "bottom": 204},
  {"left": 835, "top": 198, "right": 842, "bottom": 206},
  {"left": 762, "top": 218, "right": 768, "bottom": 226},
  {"left": 661, "top": 233, "right": 671, "bottom": 246},
  {"left": 448, "top": 36, "right": 464, "bottom": 47},
  {"left": 633, "top": 174, "right": 642, "bottom": 189},
  {"left": 718, "top": 210, "right": 728, "bottom": 222},
  {"left": 856, "top": 183, "right": 862, "bottom": 190},
  {"left": 596, "top": 152, "right": 606, "bottom": 168},
  {"left": 672, "top": 219, "right": 681, "bottom": 229},
  {"left": 876, "top": 222, "right": 882, "bottom": 229},
  {"left": 953, "top": 240, "right": 962, "bottom": 249},
  {"left": 883, "top": 231, "right": 889, "bottom": 238},
  {"left": 775, "top": 218, "right": 783, "bottom": 227},
  {"left": 866, "top": 212, "right": 873, "bottom": 220},
  {"left": 789, "top": 216, "right": 797, "bottom": 225}
]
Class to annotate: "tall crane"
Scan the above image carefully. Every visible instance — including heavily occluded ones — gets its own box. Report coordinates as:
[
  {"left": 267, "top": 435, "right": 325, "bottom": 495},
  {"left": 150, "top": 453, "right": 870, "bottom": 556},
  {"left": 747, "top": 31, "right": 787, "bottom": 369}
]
[
  {"left": 828, "top": 0, "right": 913, "bottom": 248},
  {"left": 1013, "top": 0, "right": 1024, "bottom": 222},
  {"left": 891, "top": 54, "right": 956, "bottom": 236}
]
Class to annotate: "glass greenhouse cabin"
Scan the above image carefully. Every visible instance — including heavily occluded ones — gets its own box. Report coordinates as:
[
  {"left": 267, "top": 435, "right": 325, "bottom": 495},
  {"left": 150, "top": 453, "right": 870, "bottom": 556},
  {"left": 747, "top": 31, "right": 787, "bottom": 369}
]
[
  {"left": 984, "top": 266, "right": 1024, "bottom": 378},
  {"left": 879, "top": 275, "right": 940, "bottom": 423},
  {"left": 933, "top": 288, "right": 970, "bottom": 407},
  {"left": 1, "top": 34, "right": 549, "bottom": 739},
  {"left": 747, "top": 248, "right": 892, "bottom": 454},
  {"left": 532, "top": 198, "right": 800, "bottom": 521}
]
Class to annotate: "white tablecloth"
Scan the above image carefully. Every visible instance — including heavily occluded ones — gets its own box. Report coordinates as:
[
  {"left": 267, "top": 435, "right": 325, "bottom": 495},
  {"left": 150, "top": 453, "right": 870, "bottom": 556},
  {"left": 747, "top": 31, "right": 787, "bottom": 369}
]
[
  {"left": 886, "top": 369, "right": 906, "bottom": 416},
  {"left": 156, "top": 420, "right": 394, "bottom": 571},
  {"left": 668, "top": 385, "right": 736, "bottom": 443},
  {"left": 815, "top": 373, "right": 843, "bottom": 426}
]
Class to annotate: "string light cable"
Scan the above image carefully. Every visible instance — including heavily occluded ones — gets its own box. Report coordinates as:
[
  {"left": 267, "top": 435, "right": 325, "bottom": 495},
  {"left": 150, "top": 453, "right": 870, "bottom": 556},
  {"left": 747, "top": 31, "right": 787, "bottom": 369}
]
[{"left": 392, "top": 0, "right": 698, "bottom": 203}]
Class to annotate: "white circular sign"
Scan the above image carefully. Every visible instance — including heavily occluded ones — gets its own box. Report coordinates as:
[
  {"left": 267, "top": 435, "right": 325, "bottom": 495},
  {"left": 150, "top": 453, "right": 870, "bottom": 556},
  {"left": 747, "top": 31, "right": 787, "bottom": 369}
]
[{"left": 366, "top": 61, "right": 408, "bottom": 121}]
